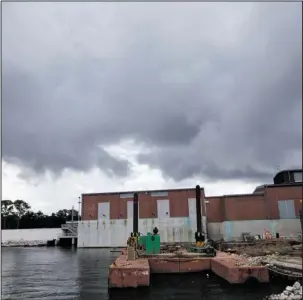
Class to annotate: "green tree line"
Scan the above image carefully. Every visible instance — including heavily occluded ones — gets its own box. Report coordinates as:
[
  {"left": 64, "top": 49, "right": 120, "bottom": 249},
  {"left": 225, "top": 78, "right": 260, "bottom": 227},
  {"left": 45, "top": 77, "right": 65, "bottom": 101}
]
[{"left": 1, "top": 200, "right": 80, "bottom": 230}]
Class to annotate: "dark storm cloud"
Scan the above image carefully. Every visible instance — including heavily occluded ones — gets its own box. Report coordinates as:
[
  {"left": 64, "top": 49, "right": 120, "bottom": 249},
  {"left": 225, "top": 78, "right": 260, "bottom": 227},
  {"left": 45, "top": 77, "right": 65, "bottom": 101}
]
[{"left": 2, "top": 3, "right": 302, "bottom": 182}]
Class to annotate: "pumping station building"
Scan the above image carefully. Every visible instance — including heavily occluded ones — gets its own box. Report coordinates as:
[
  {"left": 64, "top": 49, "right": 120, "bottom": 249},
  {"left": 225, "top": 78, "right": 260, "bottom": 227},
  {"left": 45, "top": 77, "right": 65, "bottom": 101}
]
[{"left": 77, "top": 169, "right": 302, "bottom": 248}]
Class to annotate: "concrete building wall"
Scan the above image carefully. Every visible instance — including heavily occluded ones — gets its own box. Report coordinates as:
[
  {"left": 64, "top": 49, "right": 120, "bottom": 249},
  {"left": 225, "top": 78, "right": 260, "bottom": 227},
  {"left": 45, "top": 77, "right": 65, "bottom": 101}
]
[
  {"left": 82, "top": 188, "right": 200, "bottom": 220},
  {"left": 77, "top": 218, "right": 301, "bottom": 247},
  {"left": 224, "top": 195, "right": 267, "bottom": 220},
  {"left": 207, "top": 222, "right": 224, "bottom": 240},
  {"left": 79, "top": 183, "right": 302, "bottom": 247},
  {"left": 221, "top": 219, "right": 301, "bottom": 241},
  {"left": 205, "top": 197, "right": 223, "bottom": 222},
  {"left": 2, "top": 228, "right": 62, "bottom": 243},
  {"left": 82, "top": 185, "right": 301, "bottom": 223},
  {"left": 265, "top": 185, "right": 302, "bottom": 219},
  {"left": 205, "top": 185, "right": 302, "bottom": 222},
  {"left": 78, "top": 217, "right": 207, "bottom": 247}
]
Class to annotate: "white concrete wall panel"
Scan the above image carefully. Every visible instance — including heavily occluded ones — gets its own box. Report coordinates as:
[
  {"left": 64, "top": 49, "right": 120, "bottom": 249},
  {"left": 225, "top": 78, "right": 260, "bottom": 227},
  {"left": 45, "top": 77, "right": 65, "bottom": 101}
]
[
  {"left": 274, "top": 219, "right": 301, "bottom": 236},
  {"left": 187, "top": 198, "right": 206, "bottom": 233},
  {"left": 98, "top": 202, "right": 110, "bottom": 220},
  {"left": 78, "top": 216, "right": 206, "bottom": 248},
  {"left": 157, "top": 200, "right": 170, "bottom": 218},
  {"left": 78, "top": 218, "right": 301, "bottom": 247},
  {"left": 127, "top": 201, "right": 140, "bottom": 219},
  {"left": 207, "top": 222, "right": 224, "bottom": 240},
  {"left": 127, "top": 200, "right": 140, "bottom": 236}
]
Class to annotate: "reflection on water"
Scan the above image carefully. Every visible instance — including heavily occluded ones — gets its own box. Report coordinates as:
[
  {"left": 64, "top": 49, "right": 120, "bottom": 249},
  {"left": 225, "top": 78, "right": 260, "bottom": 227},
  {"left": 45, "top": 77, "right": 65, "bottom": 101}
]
[{"left": 2, "top": 248, "right": 285, "bottom": 300}]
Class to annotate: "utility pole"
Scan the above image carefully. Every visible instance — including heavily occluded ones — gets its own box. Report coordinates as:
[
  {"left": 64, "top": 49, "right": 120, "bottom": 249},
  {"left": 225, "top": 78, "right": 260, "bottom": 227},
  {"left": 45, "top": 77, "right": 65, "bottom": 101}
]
[
  {"left": 71, "top": 205, "right": 74, "bottom": 226},
  {"left": 78, "top": 197, "right": 81, "bottom": 221}
]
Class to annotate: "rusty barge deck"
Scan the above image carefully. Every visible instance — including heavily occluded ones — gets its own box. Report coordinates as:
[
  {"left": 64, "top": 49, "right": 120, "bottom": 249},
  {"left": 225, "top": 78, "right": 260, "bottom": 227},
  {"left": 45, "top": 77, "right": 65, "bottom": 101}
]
[{"left": 108, "top": 250, "right": 269, "bottom": 288}]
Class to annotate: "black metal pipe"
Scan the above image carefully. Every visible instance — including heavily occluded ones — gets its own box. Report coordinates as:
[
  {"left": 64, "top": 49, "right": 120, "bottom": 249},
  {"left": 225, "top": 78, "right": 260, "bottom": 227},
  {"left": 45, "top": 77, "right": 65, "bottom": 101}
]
[
  {"left": 133, "top": 192, "right": 139, "bottom": 234},
  {"left": 196, "top": 185, "right": 202, "bottom": 233}
]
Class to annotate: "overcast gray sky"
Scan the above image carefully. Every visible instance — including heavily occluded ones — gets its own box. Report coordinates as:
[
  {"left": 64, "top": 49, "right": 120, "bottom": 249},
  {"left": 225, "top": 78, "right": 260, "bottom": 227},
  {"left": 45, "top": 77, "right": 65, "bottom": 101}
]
[{"left": 2, "top": 2, "right": 302, "bottom": 204}]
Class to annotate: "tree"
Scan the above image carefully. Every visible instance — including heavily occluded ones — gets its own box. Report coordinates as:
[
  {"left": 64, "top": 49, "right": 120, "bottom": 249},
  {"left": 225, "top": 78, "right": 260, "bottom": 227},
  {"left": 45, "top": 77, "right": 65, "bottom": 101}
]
[
  {"left": 1, "top": 200, "right": 80, "bottom": 229},
  {"left": 13, "top": 200, "right": 31, "bottom": 229},
  {"left": 56, "top": 209, "right": 79, "bottom": 221},
  {"left": 1, "top": 200, "right": 14, "bottom": 229}
]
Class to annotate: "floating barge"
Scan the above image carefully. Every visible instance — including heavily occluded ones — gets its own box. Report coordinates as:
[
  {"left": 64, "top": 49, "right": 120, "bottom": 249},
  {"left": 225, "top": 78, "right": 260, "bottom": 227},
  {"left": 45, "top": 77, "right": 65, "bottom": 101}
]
[
  {"left": 108, "top": 186, "right": 270, "bottom": 288},
  {"left": 108, "top": 248, "right": 269, "bottom": 288}
]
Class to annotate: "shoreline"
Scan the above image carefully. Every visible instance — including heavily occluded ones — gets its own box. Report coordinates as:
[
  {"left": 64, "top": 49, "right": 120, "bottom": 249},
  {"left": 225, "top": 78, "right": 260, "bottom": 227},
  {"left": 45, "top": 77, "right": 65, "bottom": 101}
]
[
  {"left": 2, "top": 240, "right": 56, "bottom": 247},
  {"left": 2, "top": 244, "right": 48, "bottom": 247}
]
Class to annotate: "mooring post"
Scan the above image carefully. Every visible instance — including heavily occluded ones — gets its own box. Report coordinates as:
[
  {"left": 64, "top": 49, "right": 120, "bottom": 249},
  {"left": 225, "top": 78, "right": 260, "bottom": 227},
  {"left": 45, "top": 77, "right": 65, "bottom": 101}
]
[
  {"left": 127, "top": 192, "right": 139, "bottom": 260},
  {"left": 195, "top": 185, "right": 205, "bottom": 246}
]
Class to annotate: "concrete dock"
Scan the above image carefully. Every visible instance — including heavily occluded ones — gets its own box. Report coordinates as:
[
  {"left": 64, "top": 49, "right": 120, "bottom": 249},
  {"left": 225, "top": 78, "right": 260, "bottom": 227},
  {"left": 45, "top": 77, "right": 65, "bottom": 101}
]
[{"left": 108, "top": 250, "right": 270, "bottom": 288}]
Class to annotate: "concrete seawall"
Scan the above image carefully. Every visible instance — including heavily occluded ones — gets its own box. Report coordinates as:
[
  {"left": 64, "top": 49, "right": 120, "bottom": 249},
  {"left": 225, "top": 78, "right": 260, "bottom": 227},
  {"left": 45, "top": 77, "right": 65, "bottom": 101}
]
[{"left": 2, "top": 228, "right": 62, "bottom": 246}]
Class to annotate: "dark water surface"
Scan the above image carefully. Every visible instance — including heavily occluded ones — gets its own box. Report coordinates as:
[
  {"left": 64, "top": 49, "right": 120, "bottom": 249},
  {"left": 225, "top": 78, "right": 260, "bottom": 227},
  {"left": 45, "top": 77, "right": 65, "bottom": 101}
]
[{"left": 2, "top": 247, "right": 286, "bottom": 300}]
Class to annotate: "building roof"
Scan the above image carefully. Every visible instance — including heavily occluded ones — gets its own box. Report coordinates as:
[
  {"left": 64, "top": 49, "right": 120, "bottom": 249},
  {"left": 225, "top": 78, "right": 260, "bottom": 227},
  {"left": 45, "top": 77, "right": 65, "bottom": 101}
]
[
  {"left": 82, "top": 187, "right": 201, "bottom": 197},
  {"left": 223, "top": 193, "right": 263, "bottom": 198},
  {"left": 274, "top": 168, "right": 302, "bottom": 178},
  {"left": 209, "top": 182, "right": 302, "bottom": 198},
  {"left": 253, "top": 185, "right": 265, "bottom": 194},
  {"left": 265, "top": 182, "right": 303, "bottom": 188},
  {"left": 82, "top": 181, "right": 301, "bottom": 199},
  {"left": 253, "top": 182, "right": 302, "bottom": 192}
]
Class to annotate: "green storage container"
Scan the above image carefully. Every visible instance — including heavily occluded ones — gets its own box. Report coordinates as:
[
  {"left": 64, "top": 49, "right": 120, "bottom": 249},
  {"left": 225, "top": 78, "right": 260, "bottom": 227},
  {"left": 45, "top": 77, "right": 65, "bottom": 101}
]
[
  {"left": 138, "top": 235, "right": 146, "bottom": 247},
  {"left": 145, "top": 234, "right": 160, "bottom": 255}
]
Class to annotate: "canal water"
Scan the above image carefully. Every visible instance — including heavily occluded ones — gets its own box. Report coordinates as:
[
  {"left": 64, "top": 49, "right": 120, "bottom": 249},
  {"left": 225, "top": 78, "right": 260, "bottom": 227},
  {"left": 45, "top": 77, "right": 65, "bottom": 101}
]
[{"left": 2, "top": 247, "right": 286, "bottom": 300}]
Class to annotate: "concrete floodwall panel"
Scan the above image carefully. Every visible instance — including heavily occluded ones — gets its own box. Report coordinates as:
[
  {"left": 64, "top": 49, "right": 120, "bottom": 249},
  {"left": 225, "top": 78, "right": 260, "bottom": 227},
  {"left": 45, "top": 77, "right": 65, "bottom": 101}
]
[
  {"left": 221, "top": 219, "right": 301, "bottom": 241},
  {"left": 78, "top": 218, "right": 301, "bottom": 246},
  {"left": 77, "top": 217, "right": 207, "bottom": 248},
  {"left": 207, "top": 222, "right": 224, "bottom": 240},
  {"left": 271, "top": 219, "right": 302, "bottom": 237}
]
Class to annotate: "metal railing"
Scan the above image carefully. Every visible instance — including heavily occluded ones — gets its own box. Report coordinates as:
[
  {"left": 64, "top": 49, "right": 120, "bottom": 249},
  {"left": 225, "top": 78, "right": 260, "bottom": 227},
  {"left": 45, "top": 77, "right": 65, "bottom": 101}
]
[
  {"left": 61, "top": 222, "right": 78, "bottom": 237},
  {"left": 66, "top": 221, "right": 78, "bottom": 227},
  {"left": 61, "top": 232, "right": 77, "bottom": 237},
  {"left": 62, "top": 223, "right": 78, "bottom": 229}
]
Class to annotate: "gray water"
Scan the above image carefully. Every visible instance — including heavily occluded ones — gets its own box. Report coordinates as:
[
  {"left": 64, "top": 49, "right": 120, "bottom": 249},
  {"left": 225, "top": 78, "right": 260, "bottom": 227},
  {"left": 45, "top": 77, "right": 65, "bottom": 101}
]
[{"left": 2, "top": 247, "right": 286, "bottom": 300}]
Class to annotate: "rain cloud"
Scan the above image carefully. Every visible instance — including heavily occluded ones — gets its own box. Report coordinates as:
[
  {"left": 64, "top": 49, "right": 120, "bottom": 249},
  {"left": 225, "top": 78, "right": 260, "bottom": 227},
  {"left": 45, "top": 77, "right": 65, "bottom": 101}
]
[{"left": 2, "top": 2, "right": 302, "bottom": 182}]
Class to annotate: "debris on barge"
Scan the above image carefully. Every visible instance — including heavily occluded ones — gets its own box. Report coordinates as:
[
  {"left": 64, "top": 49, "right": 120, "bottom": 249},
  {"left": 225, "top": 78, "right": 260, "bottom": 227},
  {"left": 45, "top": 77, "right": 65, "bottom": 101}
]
[
  {"left": 108, "top": 186, "right": 270, "bottom": 288},
  {"left": 220, "top": 237, "right": 302, "bottom": 281}
]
